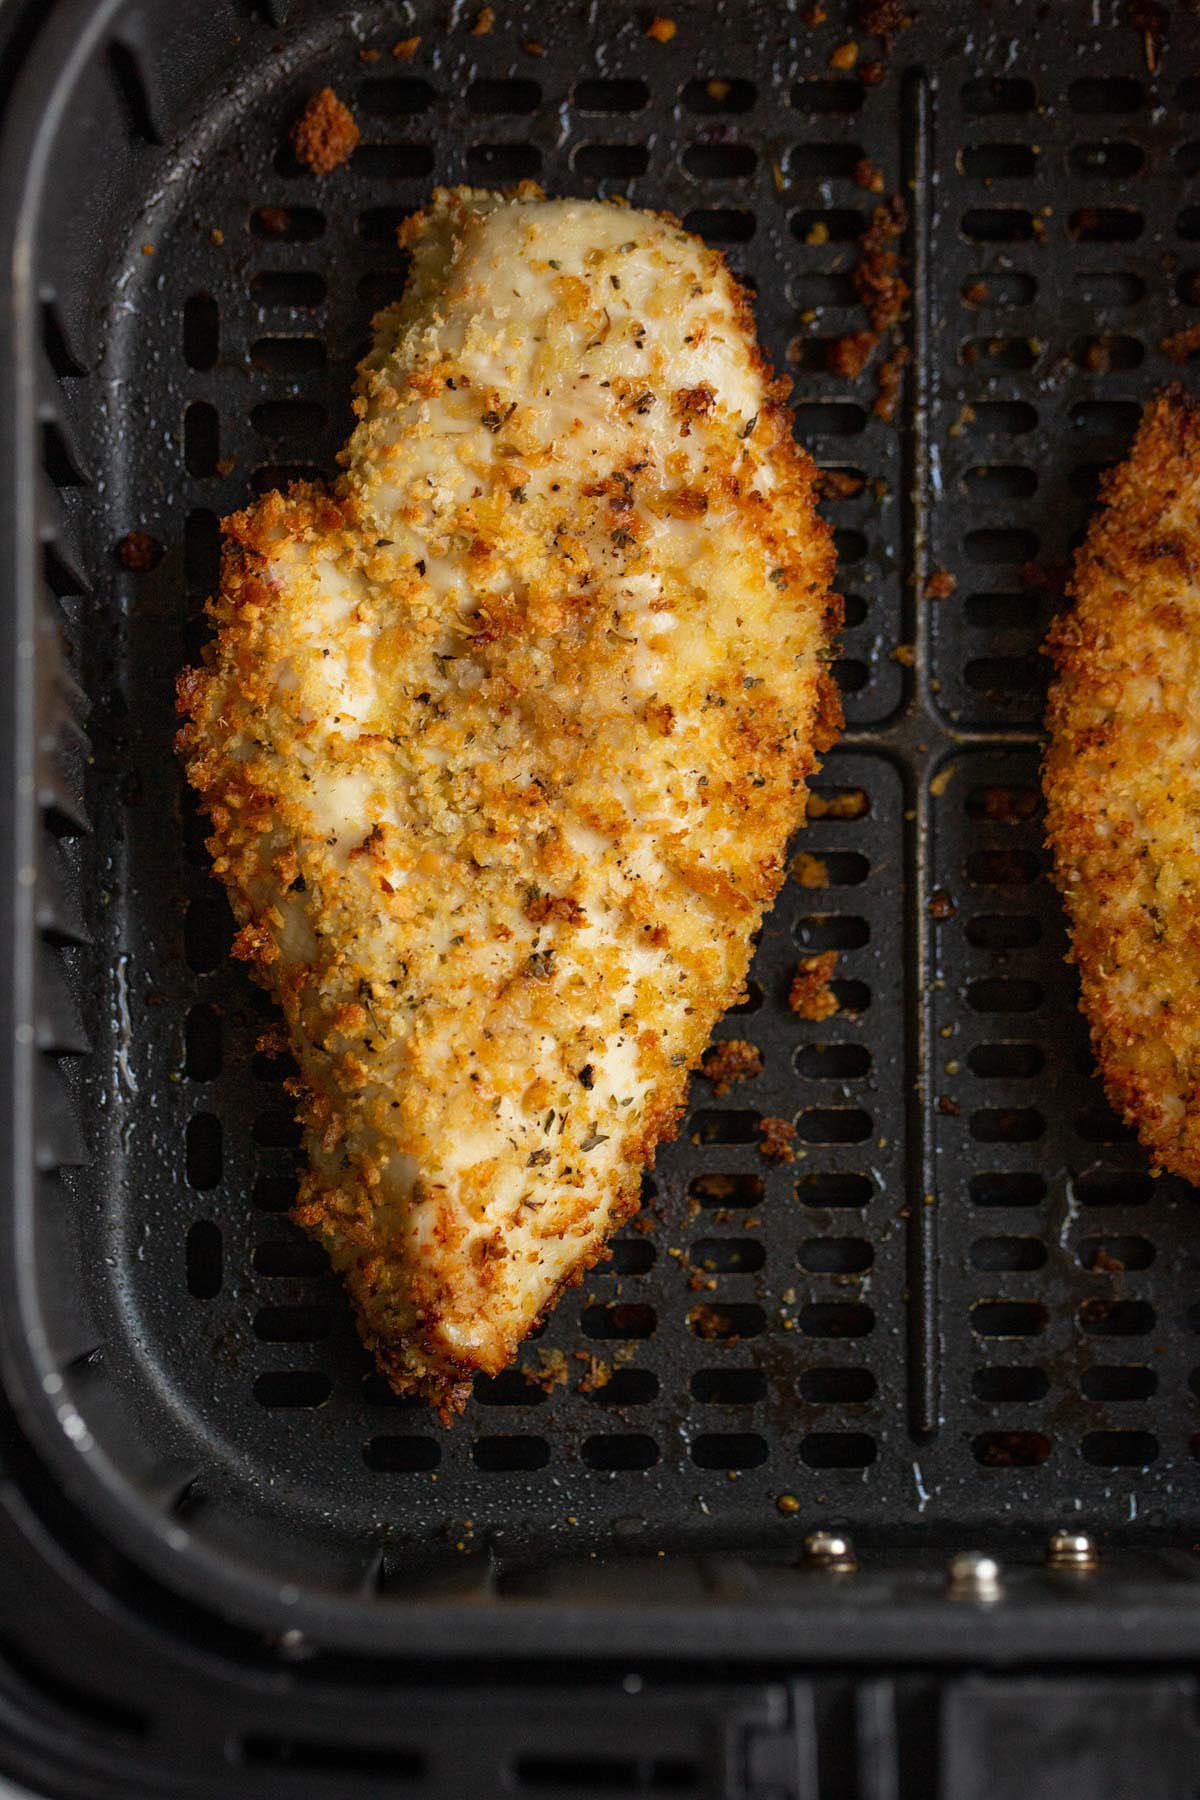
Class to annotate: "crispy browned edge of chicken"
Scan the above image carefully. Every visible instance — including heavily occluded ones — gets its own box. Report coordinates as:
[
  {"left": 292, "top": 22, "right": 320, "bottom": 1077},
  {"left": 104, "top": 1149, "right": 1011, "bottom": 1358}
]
[
  {"left": 176, "top": 204, "right": 843, "bottom": 1415},
  {"left": 1044, "top": 384, "right": 1200, "bottom": 1184}
]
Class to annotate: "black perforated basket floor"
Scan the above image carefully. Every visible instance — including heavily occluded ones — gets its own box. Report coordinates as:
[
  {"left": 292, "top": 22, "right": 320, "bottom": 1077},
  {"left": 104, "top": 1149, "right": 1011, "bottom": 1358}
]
[{"left": 8, "top": 0, "right": 1200, "bottom": 1672}]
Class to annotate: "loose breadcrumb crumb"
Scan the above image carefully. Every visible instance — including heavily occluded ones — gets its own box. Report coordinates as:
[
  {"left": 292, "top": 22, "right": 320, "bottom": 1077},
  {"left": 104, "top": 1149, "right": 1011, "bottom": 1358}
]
[
  {"left": 793, "top": 852, "right": 828, "bottom": 888},
  {"left": 829, "top": 41, "right": 859, "bottom": 69},
  {"left": 924, "top": 569, "right": 957, "bottom": 599},
  {"left": 700, "top": 1038, "right": 763, "bottom": 1094},
  {"left": 646, "top": 15, "right": 677, "bottom": 40},
  {"left": 473, "top": 6, "right": 494, "bottom": 34},
  {"left": 789, "top": 951, "right": 839, "bottom": 1020},
  {"left": 116, "top": 530, "right": 162, "bottom": 572},
  {"left": 816, "top": 469, "right": 864, "bottom": 501},
  {"left": 759, "top": 1116, "right": 797, "bottom": 1163},
  {"left": 1161, "top": 321, "right": 1200, "bottom": 364},
  {"left": 290, "top": 86, "right": 359, "bottom": 175},
  {"left": 873, "top": 343, "right": 909, "bottom": 420},
  {"left": 857, "top": 0, "right": 915, "bottom": 40},
  {"left": 392, "top": 36, "right": 420, "bottom": 58},
  {"left": 827, "top": 330, "right": 875, "bottom": 379}
]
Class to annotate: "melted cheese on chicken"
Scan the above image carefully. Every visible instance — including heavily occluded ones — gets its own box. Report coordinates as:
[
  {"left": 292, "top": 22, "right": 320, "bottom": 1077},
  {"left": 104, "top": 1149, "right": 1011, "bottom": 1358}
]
[{"left": 178, "top": 186, "right": 840, "bottom": 1412}]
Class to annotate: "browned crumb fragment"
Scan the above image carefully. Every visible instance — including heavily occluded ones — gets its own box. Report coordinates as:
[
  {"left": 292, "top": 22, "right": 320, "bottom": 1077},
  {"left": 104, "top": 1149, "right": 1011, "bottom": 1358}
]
[
  {"left": 210, "top": 227, "right": 225, "bottom": 245},
  {"left": 937, "top": 1094, "right": 961, "bottom": 1116},
  {"left": 816, "top": 468, "right": 864, "bottom": 501},
  {"left": 141, "top": 242, "right": 155, "bottom": 256},
  {"left": 855, "top": 156, "right": 885, "bottom": 194},
  {"left": 706, "top": 77, "right": 731, "bottom": 100},
  {"left": 928, "top": 888, "right": 956, "bottom": 920},
  {"left": 1081, "top": 338, "right": 1111, "bottom": 374},
  {"left": 802, "top": 3, "right": 827, "bottom": 21},
  {"left": 575, "top": 1351, "right": 612, "bottom": 1394},
  {"left": 873, "top": 343, "right": 909, "bottom": 420},
  {"left": 807, "top": 787, "right": 868, "bottom": 821},
  {"left": 1161, "top": 321, "right": 1200, "bottom": 363},
  {"left": 962, "top": 280, "right": 986, "bottom": 306},
  {"left": 856, "top": 0, "right": 915, "bottom": 40},
  {"left": 828, "top": 329, "right": 876, "bottom": 379},
  {"left": 646, "top": 15, "right": 677, "bottom": 40},
  {"left": 700, "top": 1038, "right": 763, "bottom": 1095},
  {"left": 789, "top": 950, "right": 839, "bottom": 1021},
  {"left": 473, "top": 6, "right": 494, "bottom": 33},
  {"left": 974, "top": 785, "right": 1037, "bottom": 824},
  {"left": 255, "top": 1025, "right": 290, "bottom": 1059},
  {"left": 392, "top": 35, "right": 420, "bottom": 58},
  {"left": 829, "top": 40, "right": 859, "bottom": 68},
  {"left": 1125, "top": 0, "right": 1168, "bottom": 70},
  {"left": 529, "top": 1346, "right": 569, "bottom": 1391},
  {"left": 290, "top": 86, "right": 359, "bottom": 175},
  {"left": 855, "top": 199, "right": 908, "bottom": 333},
  {"left": 255, "top": 205, "right": 290, "bottom": 236},
  {"left": 777, "top": 1492, "right": 801, "bottom": 1514},
  {"left": 359, "top": 46, "right": 382, "bottom": 63},
  {"left": 1092, "top": 1247, "right": 1126, "bottom": 1274},
  {"left": 793, "top": 851, "right": 828, "bottom": 888},
  {"left": 923, "top": 569, "right": 956, "bottom": 600},
  {"left": 526, "top": 891, "right": 587, "bottom": 926},
  {"left": 859, "top": 58, "right": 887, "bottom": 85},
  {"left": 116, "top": 530, "right": 162, "bottom": 571},
  {"left": 523, "top": 38, "right": 545, "bottom": 54},
  {"left": 214, "top": 456, "right": 236, "bottom": 477},
  {"left": 758, "top": 1116, "right": 797, "bottom": 1164}
]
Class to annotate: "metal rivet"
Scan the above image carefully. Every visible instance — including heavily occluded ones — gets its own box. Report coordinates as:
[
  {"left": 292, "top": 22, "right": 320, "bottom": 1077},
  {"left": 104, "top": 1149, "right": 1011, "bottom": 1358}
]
[
  {"left": 1046, "top": 1529, "right": 1097, "bottom": 1571},
  {"left": 946, "top": 1551, "right": 1003, "bottom": 1602},
  {"left": 803, "top": 1529, "right": 858, "bottom": 1572}
]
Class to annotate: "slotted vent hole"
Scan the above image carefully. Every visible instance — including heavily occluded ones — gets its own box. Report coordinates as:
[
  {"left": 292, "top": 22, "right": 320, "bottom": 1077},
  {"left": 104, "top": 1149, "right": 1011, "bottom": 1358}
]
[
  {"left": 1083, "top": 1366, "right": 1156, "bottom": 1402},
  {"left": 1081, "top": 1431, "right": 1158, "bottom": 1467},
  {"left": 798, "top": 1237, "right": 873, "bottom": 1274},
  {"left": 800, "top": 1366, "right": 876, "bottom": 1404},
  {"left": 973, "top": 1431, "right": 1052, "bottom": 1467},
  {"left": 182, "top": 294, "right": 219, "bottom": 370},
  {"left": 972, "top": 1365, "right": 1048, "bottom": 1403},
  {"left": 513, "top": 1754, "right": 699, "bottom": 1792},
  {"left": 473, "top": 1436, "right": 550, "bottom": 1472},
  {"left": 364, "top": 1436, "right": 441, "bottom": 1472},
  {"left": 588, "top": 1369, "right": 660, "bottom": 1407},
  {"left": 802, "top": 1432, "right": 876, "bottom": 1468},
  {"left": 691, "top": 1237, "right": 765, "bottom": 1274},
  {"left": 691, "top": 1368, "right": 766, "bottom": 1405},
  {"left": 583, "top": 1433, "right": 660, "bottom": 1470},
  {"left": 960, "top": 143, "right": 1037, "bottom": 179},
  {"left": 254, "top": 1371, "right": 332, "bottom": 1409},
  {"left": 185, "top": 1219, "right": 222, "bottom": 1297}
]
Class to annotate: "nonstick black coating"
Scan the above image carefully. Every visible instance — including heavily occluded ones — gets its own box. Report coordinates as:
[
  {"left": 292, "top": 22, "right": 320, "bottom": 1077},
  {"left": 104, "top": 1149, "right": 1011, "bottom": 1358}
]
[{"left": 14, "top": 0, "right": 1200, "bottom": 1618}]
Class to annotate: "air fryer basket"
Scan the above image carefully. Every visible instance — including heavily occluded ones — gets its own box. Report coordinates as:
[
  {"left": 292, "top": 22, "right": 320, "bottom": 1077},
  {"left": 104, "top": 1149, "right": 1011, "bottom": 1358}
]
[{"left": 7, "top": 0, "right": 1200, "bottom": 1710}]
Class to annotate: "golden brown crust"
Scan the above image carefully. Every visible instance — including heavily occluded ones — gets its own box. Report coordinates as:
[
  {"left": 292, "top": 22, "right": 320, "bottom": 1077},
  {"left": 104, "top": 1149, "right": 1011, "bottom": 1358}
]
[
  {"left": 1044, "top": 386, "right": 1200, "bottom": 1182},
  {"left": 178, "top": 189, "right": 840, "bottom": 1409}
]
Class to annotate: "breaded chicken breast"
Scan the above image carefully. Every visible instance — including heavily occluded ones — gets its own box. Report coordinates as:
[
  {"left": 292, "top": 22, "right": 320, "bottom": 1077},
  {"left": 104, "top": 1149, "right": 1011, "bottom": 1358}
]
[
  {"left": 1045, "top": 387, "right": 1200, "bottom": 1183},
  {"left": 178, "top": 186, "right": 840, "bottom": 1412}
]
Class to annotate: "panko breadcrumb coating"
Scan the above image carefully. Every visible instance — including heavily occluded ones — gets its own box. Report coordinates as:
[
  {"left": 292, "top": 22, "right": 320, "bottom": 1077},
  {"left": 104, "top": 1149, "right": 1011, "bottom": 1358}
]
[
  {"left": 178, "top": 186, "right": 840, "bottom": 1412},
  {"left": 1044, "top": 387, "right": 1200, "bottom": 1183},
  {"left": 290, "top": 86, "right": 359, "bottom": 175}
]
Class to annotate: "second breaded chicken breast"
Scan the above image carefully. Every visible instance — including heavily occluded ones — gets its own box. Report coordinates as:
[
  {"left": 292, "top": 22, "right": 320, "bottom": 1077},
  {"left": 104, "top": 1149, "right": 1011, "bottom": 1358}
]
[
  {"left": 178, "top": 186, "right": 841, "bottom": 1412},
  {"left": 1045, "top": 387, "right": 1200, "bottom": 1183}
]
